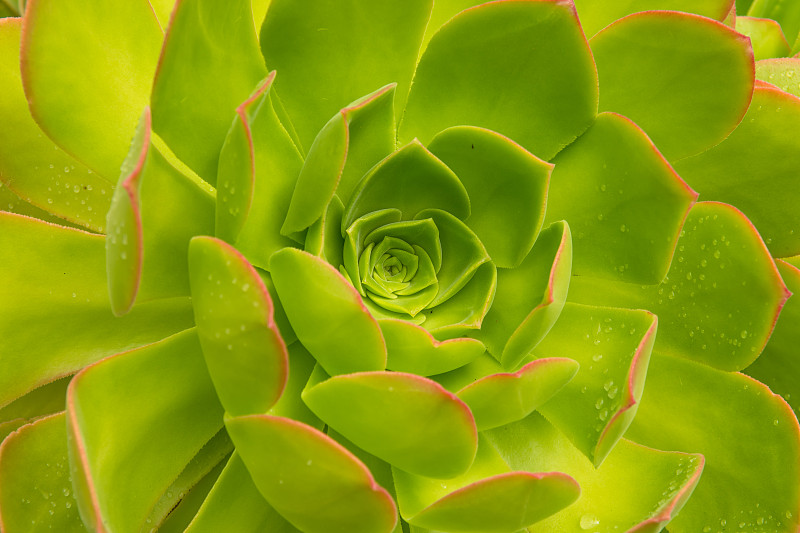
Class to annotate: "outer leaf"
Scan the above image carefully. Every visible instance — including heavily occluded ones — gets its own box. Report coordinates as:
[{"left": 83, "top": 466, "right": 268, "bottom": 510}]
[
  {"left": 393, "top": 435, "right": 579, "bottom": 532},
  {"left": 189, "top": 236, "right": 289, "bottom": 417},
  {"left": 487, "top": 413, "right": 705, "bottom": 533},
  {"left": 186, "top": 453, "right": 300, "bottom": 533},
  {"left": 157, "top": 457, "right": 227, "bottom": 533},
  {"left": 749, "top": 0, "right": 800, "bottom": 52},
  {"left": 0, "top": 375, "right": 70, "bottom": 427},
  {"left": 479, "top": 221, "right": 572, "bottom": 370},
  {"left": 673, "top": 85, "right": 800, "bottom": 257},
  {"left": 530, "top": 303, "right": 657, "bottom": 466},
  {"left": 380, "top": 319, "right": 485, "bottom": 376},
  {"left": 226, "top": 414, "right": 398, "bottom": 533},
  {"left": 216, "top": 74, "right": 303, "bottom": 270},
  {"left": 302, "top": 371, "right": 478, "bottom": 479},
  {"left": 0, "top": 213, "right": 193, "bottom": 410},
  {"left": 574, "top": 0, "right": 735, "bottom": 37},
  {"left": 342, "top": 140, "right": 470, "bottom": 231},
  {"left": 0, "top": 18, "right": 110, "bottom": 232},
  {"left": 151, "top": 0, "right": 267, "bottom": 182},
  {"left": 756, "top": 57, "right": 800, "bottom": 97},
  {"left": 590, "top": 11, "right": 754, "bottom": 161},
  {"left": 260, "top": 0, "right": 430, "bottom": 150},
  {"left": 270, "top": 248, "right": 387, "bottom": 375},
  {"left": 0, "top": 180, "right": 80, "bottom": 228},
  {"left": 282, "top": 84, "right": 396, "bottom": 235},
  {"left": 626, "top": 354, "right": 800, "bottom": 532},
  {"left": 21, "top": 0, "right": 163, "bottom": 179},
  {"left": 745, "top": 257, "right": 800, "bottom": 417},
  {"left": 0, "top": 414, "right": 85, "bottom": 532},
  {"left": 456, "top": 357, "right": 580, "bottom": 431},
  {"left": 106, "top": 108, "right": 215, "bottom": 316},
  {"left": 736, "top": 16, "right": 792, "bottom": 59},
  {"left": 428, "top": 126, "right": 552, "bottom": 269},
  {"left": 569, "top": 202, "right": 790, "bottom": 371},
  {"left": 67, "top": 329, "right": 224, "bottom": 533},
  {"left": 546, "top": 112, "right": 697, "bottom": 284},
  {"left": 401, "top": 0, "right": 597, "bottom": 161}
]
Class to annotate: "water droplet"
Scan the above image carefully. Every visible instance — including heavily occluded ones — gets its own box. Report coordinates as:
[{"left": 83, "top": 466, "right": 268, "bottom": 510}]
[
  {"left": 703, "top": 526, "right": 712, "bottom": 532},
  {"left": 774, "top": 419, "right": 780, "bottom": 426},
  {"left": 580, "top": 514, "right": 599, "bottom": 530},
  {"left": 620, "top": 224, "right": 627, "bottom": 232},
  {"left": 595, "top": 398, "right": 604, "bottom": 409},
  {"left": 592, "top": 353, "right": 603, "bottom": 362},
  {"left": 597, "top": 214, "right": 604, "bottom": 221},
  {"left": 740, "top": 330, "right": 748, "bottom": 339},
  {"left": 713, "top": 250, "right": 721, "bottom": 259},
  {"left": 600, "top": 184, "right": 607, "bottom": 192}
]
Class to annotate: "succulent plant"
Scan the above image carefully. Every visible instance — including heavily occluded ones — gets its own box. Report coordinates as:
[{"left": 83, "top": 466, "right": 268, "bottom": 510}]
[{"left": 1, "top": 0, "right": 800, "bottom": 531}]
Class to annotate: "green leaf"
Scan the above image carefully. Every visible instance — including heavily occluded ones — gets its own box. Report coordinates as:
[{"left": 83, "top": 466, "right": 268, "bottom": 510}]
[
  {"left": 216, "top": 74, "right": 303, "bottom": 270},
  {"left": 736, "top": 16, "right": 792, "bottom": 60},
  {"left": 379, "top": 319, "right": 485, "bottom": 376},
  {"left": 148, "top": 0, "right": 175, "bottom": 29},
  {"left": 427, "top": 126, "right": 552, "bottom": 269},
  {"left": 157, "top": 456, "right": 227, "bottom": 533},
  {"left": 0, "top": 413, "right": 86, "bottom": 532},
  {"left": 188, "top": 236, "right": 289, "bottom": 417},
  {"left": 270, "top": 248, "right": 387, "bottom": 375},
  {"left": 479, "top": 221, "right": 572, "bottom": 370},
  {"left": 590, "top": 11, "right": 754, "bottom": 160},
  {"left": 0, "top": 18, "right": 111, "bottom": 232},
  {"left": 0, "top": 180, "right": 82, "bottom": 229},
  {"left": 66, "top": 329, "right": 224, "bottom": 533},
  {"left": 226, "top": 414, "right": 398, "bottom": 533},
  {"left": 151, "top": 0, "right": 267, "bottom": 182},
  {"left": 569, "top": 202, "right": 791, "bottom": 371},
  {"left": 574, "top": 0, "right": 735, "bottom": 38},
  {"left": 756, "top": 57, "right": 800, "bottom": 97},
  {"left": 303, "top": 371, "right": 478, "bottom": 479},
  {"left": 305, "top": 195, "right": 345, "bottom": 268},
  {"left": 186, "top": 453, "right": 300, "bottom": 533},
  {"left": 416, "top": 209, "right": 490, "bottom": 308},
  {"left": 260, "top": 0, "right": 430, "bottom": 150},
  {"left": 267, "top": 342, "right": 322, "bottom": 429},
  {"left": 393, "top": 435, "right": 579, "bottom": 532},
  {"left": 456, "top": 358, "right": 579, "bottom": 432},
  {"left": 106, "top": 108, "right": 215, "bottom": 316},
  {"left": 529, "top": 303, "right": 657, "bottom": 466},
  {"left": 673, "top": 84, "right": 800, "bottom": 257},
  {"left": 282, "top": 84, "right": 395, "bottom": 235},
  {"left": 0, "top": 213, "right": 194, "bottom": 410},
  {"left": 21, "top": 0, "right": 163, "bottom": 179},
  {"left": 420, "top": 261, "right": 497, "bottom": 338},
  {"left": 748, "top": 0, "right": 800, "bottom": 53},
  {"left": 546, "top": 112, "right": 697, "bottom": 284},
  {"left": 0, "top": 375, "right": 70, "bottom": 426},
  {"left": 486, "top": 413, "right": 705, "bottom": 533},
  {"left": 745, "top": 257, "right": 800, "bottom": 417},
  {"left": 400, "top": 0, "right": 597, "bottom": 161},
  {"left": 626, "top": 354, "right": 800, "bottom": 532},
  {"left": 342, "top": 140, "right": 469, "bottom": 231}
]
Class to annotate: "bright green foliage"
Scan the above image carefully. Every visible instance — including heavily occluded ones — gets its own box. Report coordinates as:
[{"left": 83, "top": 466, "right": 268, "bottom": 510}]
[{"left": 0, "top": 1, "right": 799, "bottom": 532}]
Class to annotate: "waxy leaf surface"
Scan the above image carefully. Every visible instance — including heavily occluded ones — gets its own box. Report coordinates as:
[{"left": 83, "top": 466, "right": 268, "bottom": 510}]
[
  {"left": 0, "top": 414, "right": 85, "bottom": 532},
  {"left": 270, "top": 248, "right": 386, "bottom": 375},
  {"left": 261, "top": 0, "right": 430, "bottom": 150},
  {"left": 67, "top": 329, "right": 224, "bottom": 533},
  {"left": 530, "top": 303, "right": 657, "bottom": 466},
  {"left": 186, "top": 453, "right": 300, "bottom": 533},
  {"left": 546, "top": 112, "right": 697, "bottom": 284},
  {"left": 226, "top": 414, "right": 397, "bottom": 533},
  {"left": 428, "top": 126, "right": 551, "bottom": 269},
  {"left": 216, "top": 74, "right": 303, "bottom": 270},
  {"left": 737, "top": 16, "right": 792, "bottom": 59},
  {"left": 479, "top": 221, "right": 572, "bottom": 370},
  {"left": 626, "top": 354, "right": 800, "bottom": 532},
  {"left": 303, "top": 371, "right": 478, "bottom": 479},
  {"left": 591, "top": 11, "right": 754, "bottom": 160},
  {"left": 21, "top": 0, "right": 163, "bottom": 178},
  {"left": 189, "top": 236, "right": 288, "bottom": 417},
  {"left": 746, "top": 257, "right": 800, "bottom": 417},
  {"left": 674, "top": 85, "right": 800, "bottom": 257},
  {"left": 151, "top": 0, "right": 267, "bottom": 182},
  {"left": 401, "top": 0, "right": 597, "bottom": 160},
  {"left": 756, "top": 58, "right": 800, "bottom": 97},
  {"left": 380, "top": 319, "right": 485, "bottom": 376},
  {"left": 569, "top": 202, "right": 790, "bottom": 371},
  {"left": 106, "top": 109, "right": 215, "bottom": 315},
  {"left": 0, "top": 18, "right": 110, "bottom": 232},
  {"left": 749, "top": 0, "right": 800, "bottom": 51},
  {"left": 487, "top": 413, "right": 705, "bottom": 533},
  {"left": 0, "top": 213, "right": 193, "bottom": 410}
]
